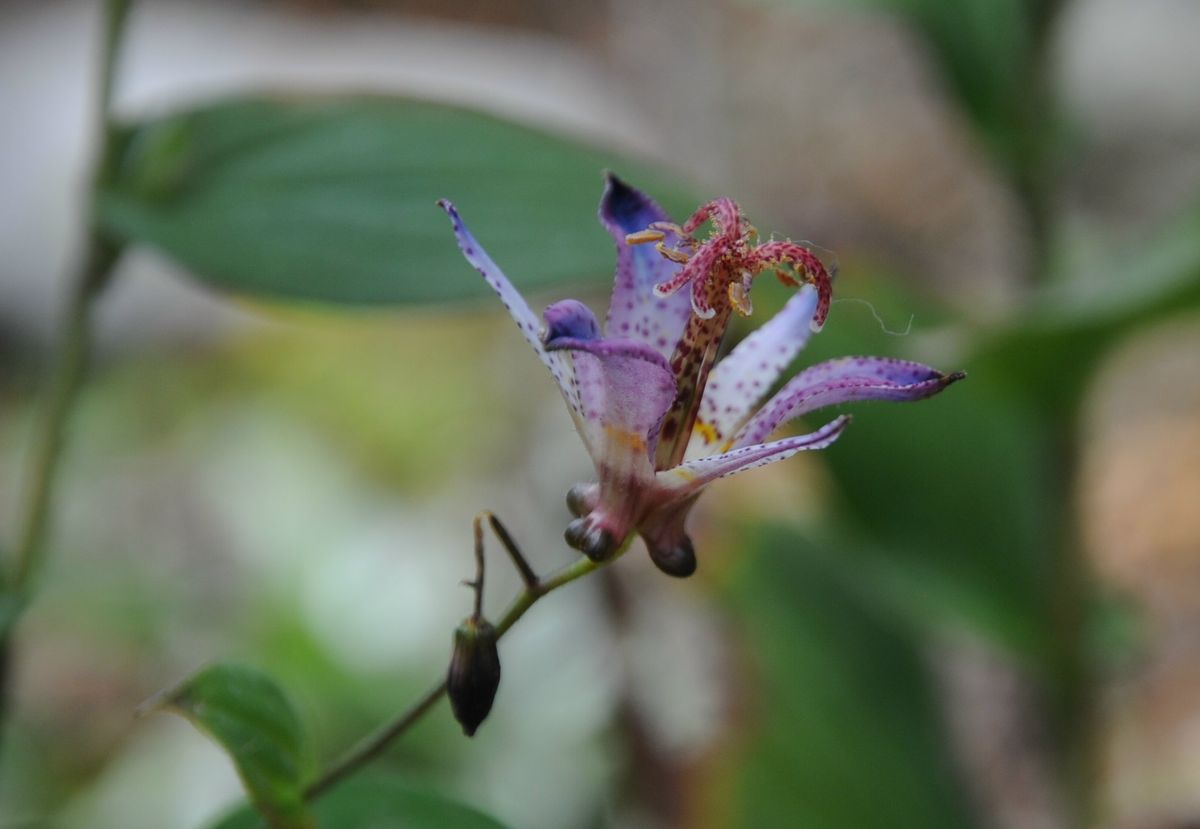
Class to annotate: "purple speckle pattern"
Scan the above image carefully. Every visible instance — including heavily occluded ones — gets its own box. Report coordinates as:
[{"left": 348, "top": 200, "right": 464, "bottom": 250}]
[
  {"left": 685, "top": 286, "right": 818, "bottom": 460},
  {"left": 733, "top": 356, "right": 965, "bottom": 448},
  {"left": 441, "top": 180, "right": 965, "bottom": 574},
  {"left": 598, "top": 174, "right": 693, "bottom": 360},
  {"left": 545, "top": 335, "right": 676, "bottom": 471},
  {"left": 439, "top": 200, "right": 584, "bottom": 426},
  {"left": 662, "top": 415, "right": 850, "bottom": 493}
]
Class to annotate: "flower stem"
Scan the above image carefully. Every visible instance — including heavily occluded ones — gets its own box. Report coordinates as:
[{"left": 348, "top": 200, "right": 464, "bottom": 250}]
[{"left": 304, "top": 537, "right": 632, "bottom": 802}]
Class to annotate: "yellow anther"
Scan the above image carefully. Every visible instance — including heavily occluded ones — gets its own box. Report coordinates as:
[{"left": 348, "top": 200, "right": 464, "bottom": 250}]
[
  {"left": 655, "top": 242, "right": 692, "bottom": 264},
  {"left": 625, "top": 229, "right": 666, "bottom": 246},
  {"left": 649, "top": 221, "right": 686, "bottom": 237},
  {"left": 728, "top": 281, "right": 753, "bottom": 316}
]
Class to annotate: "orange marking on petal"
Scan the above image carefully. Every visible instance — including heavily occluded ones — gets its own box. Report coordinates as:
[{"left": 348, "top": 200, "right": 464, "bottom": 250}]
[
  {"left": 673, "top": 467, "right": 698, "bottom": 483},
  {"left": 604, "top": 423, "right": 648, "bottom": 452}
]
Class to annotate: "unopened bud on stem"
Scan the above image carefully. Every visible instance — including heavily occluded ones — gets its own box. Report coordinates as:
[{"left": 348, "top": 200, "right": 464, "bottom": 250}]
[{"left": 447, "top": 617, "right": 501, "bottom": 737}]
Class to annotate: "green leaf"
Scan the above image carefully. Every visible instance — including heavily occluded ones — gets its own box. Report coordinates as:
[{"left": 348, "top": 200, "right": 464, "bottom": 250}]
[
  {"left": 757, "top": 273, "right": 1058, "bottom": 658},
  {"left": 99, "top": 96, "right": 692, "bottom": 306},
  {"left": 973, "top": 200, "right": 1200, "bottom": 417},
  {"left": 719, "top": 529, "right": 979, "bottom": 829},
  {"left": 208, "top": 775, "right": 511, "bottom": 829},
  {"left": 0, "top": 589, "right": 27, "bottom": 640},
  {"left": 157, "top": 663, "right": 313, "bottom": 829}
]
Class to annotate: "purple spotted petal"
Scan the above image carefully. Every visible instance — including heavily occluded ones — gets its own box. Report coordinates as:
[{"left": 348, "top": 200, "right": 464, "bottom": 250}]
[
  {"left": 544, "top": 334, "right": 677, "bottom": 477},
  {"left": 686, "top": 286, "right": 819, "bottom": 460},
  {"left": 734, "top": 357, "right": 966, "bottom": 448},
  {"left": 439, "top": 200, "right": 584, "bottom": 426},
  {"left": 599, "top": 173, "right": 692, "bottom": 358},
  {"left": 658, "top": 415, "right": 850, "bottom": 495}
]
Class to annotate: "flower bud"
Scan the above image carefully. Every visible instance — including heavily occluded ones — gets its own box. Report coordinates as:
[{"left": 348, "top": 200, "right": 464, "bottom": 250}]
[
  {"left": 648, "top": 536, "right": 697, "bottom": 578},
  {"left": 447, "top": 617, "right": 501, "bottom": 737},
  {"left": 564, "top": 518, "right": 617, "bottom": 561},
  {"left": 565, "top": 483, "right": 598, "bottom": 518}
]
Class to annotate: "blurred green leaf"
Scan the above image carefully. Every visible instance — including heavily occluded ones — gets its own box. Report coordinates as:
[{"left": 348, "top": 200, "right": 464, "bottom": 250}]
[
  {"left": 766, "top": 272, "right": 1057, "bottom": 658},
  {"left": 719, "top": 528, "right": 979, "bottom": 829},
  {"left": 99, "top": 96, "right": 691, "bottom": 306},
  {"left": 158, "top": 663, "right": 313, "bottom": 828},
  {"left": 209, "top": 775, "right": 511, "bottom": 829},
  {"left": 973, "top": 201, "right": 1200, "bottom": 415},
  {"left": 0, "top": 589, "right": 25, "bottom": 640},
  {"left": 824, "top": 367, "right": 1056, "bottom": 656}
]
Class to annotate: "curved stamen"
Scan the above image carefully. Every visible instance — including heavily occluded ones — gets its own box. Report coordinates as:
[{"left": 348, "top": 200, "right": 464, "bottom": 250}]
[
  {"left": 749, "top": 241, "right": 833, "bottom": 331},
  {"left": 681, "top": 198, "right": 741, "bottom": 237}
]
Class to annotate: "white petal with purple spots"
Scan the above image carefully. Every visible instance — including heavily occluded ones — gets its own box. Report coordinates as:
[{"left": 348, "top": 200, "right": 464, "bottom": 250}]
[
  {"left": 439, "top": 200, "right": 585, "bottom": 432},
  {"left": 599, "top": 174, "right": 693, "bottom": 359},
  {"left": 659, "top": 416, "right": 850, "bottom": 494},
  {"left": 685, "top": 286, "right": 819, "bottom": 461},
  {"left": 545, "top": 334, "right": 677, "bottom": 478},
  {"left": 733, "top": 357, "right": 965, "bottom": 448}
]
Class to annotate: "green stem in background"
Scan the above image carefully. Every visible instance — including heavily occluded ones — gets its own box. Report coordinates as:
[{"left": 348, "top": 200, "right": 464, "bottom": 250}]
[
  {"left": 10, "top": 241, "right": 118, "bottom": 590},
  {"left": 97, "top": 0, "right": 134, "bottom": 136},
  {"left": 304, "top": 536, "right": 632, "bottom": 802},
  {"left": 1008, "top": 0, "right": 1065, "bottom": 284},
  {"left": 6, "top": 1, "right": 131, "bottom": 594},
  {"left": 0, "top": 0, "right": 132, "bottom": 734}
]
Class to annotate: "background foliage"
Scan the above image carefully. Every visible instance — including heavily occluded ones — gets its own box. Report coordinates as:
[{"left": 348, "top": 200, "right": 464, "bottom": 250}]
[{"left": 1, "top": 1, "right": 1198, "bottom": 828}]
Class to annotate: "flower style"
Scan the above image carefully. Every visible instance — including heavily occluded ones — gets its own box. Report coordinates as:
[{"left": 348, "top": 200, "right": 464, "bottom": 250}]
[{"left": 439, "top": 175, "right": 963, "bottom": 577}]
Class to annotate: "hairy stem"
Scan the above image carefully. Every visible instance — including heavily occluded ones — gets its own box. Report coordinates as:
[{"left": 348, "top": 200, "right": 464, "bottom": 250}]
[{"left": 304, "top": 537, "right": 632, "bottom": 801}]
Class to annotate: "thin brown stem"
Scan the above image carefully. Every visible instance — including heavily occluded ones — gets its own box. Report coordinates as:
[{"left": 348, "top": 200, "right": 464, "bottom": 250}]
[
  {"left": 304, "top": 536, "right": 633, "bottom": 801},
  {"left": 483, "top": 511, "right": 539, "bottom": 589},
  {"left": 303, "top": 678, "right": 448, "bottom": 801},
  {"left": 469, "top": 514, "right": 487, "bottom": 619}
]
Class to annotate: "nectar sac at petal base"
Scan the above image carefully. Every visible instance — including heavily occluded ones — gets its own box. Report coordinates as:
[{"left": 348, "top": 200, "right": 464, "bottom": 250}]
[{"left": 438, "top": 174, "right": 964, "bottom": 577}]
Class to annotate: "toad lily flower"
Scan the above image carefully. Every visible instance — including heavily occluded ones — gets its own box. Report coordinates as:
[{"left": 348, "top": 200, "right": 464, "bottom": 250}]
[{"left": 439, "top": 175, "right": 963, "bottom": 577}]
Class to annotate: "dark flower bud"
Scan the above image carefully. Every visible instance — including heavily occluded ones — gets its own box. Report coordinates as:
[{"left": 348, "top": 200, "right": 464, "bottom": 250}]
[
  {"left": 447, "top": 617, "right": 501, "bottom": 737},
  {"left": 565, "top": 483, "right": 598, "bottom": 518},
  {"left": 564, "top": 518, "right": 617, "bottom": 561},
  {"left": 648, "top": 536, "right": 697, "bottom": 578}
]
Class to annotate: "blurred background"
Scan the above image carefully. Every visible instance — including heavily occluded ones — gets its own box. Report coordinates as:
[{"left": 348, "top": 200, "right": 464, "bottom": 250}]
[{"left": 1, "top": 1, "right": 1199, "bottom": 827}]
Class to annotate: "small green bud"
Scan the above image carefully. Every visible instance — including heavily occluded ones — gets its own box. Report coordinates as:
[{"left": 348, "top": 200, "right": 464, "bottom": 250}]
[{"left": 447, "top": 617, "right": 501, "bottom": 737}]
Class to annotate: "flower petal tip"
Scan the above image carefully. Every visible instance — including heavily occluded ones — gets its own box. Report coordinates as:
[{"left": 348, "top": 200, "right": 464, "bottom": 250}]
[
  {"left": 541, "top": 299, "right": 601, "bottom": 348},
  {"left": 823, "top": 414, "right": 853, "bottom": 441},
  {"left": 601, "top": 173, "right": 667, "bottom": 237}
]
